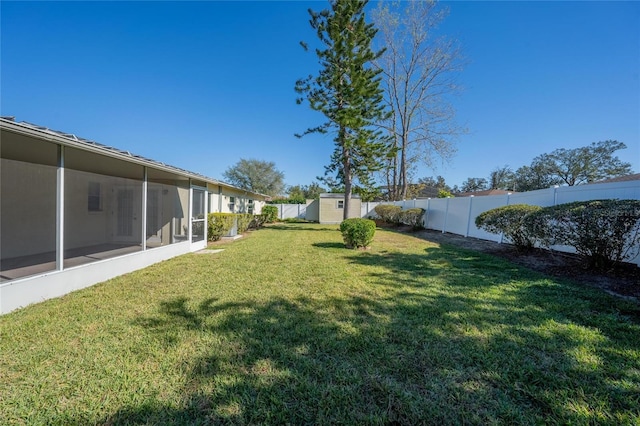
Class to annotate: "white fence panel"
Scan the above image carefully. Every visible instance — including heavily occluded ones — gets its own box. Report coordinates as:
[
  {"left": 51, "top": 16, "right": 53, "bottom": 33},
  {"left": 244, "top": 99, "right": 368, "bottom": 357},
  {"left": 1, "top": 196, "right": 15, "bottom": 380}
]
[
  {"left": 361, "top": 202, "right": 381, "bottom": 218},
  {"left": 556, "top": 180, "right": 640, "bottom": 204},
  {"left": 509, "top": 187, "right": 556, "bottom": 207},
  {"left": 443, "top": 197, "right": 472, "bottom": 235},
  {"left": 424, "top": 198, "right": 448, "bottom": 231},
  {"left": 276, "top": 204, "right": 306, "bottom": 219},
  {"left": 467, "top": 195, "right": 507, "bottom": 241}
]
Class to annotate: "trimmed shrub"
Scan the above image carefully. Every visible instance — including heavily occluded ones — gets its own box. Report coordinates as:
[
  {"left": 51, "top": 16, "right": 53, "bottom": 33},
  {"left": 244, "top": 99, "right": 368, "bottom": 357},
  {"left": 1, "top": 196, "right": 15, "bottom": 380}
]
[
  {"left": 250, "top": 214, "right": 267, "bottom": 229},
  {"left": 374, "top": 204, "right": 402, "bottom": 224},
  {"left": 528, "top": 199, "right": 640, "bottom": 269},
  {"left": 208, "top": 213, "right": 235, "bottom": 241},
  {"left": 475, "top": 204, "right": 542, "bottom": 251},
  {"left": 262, "top": 205, "right": 279, "bottom": 223},
  {"left": 236, "top": 214, "right": 253, "bottom": 233},
  {"left": 398, "top": 208, "right": 425, "bottom": 229},
  {"left": 340, "top": 218, "right": 376, "bottom": 249}
]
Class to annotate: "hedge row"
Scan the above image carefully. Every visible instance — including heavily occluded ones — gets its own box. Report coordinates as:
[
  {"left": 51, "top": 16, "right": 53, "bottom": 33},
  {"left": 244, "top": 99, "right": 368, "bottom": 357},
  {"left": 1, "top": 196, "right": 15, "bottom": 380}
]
[
  {"left": 207, "top": 212, "right": 268, "bottom": 241},
  {"left": 373, "top": 204, "right": 425, "bottom": 229},
  {"left": 475, "top": 200, "right": 640, "bottom": 270}
]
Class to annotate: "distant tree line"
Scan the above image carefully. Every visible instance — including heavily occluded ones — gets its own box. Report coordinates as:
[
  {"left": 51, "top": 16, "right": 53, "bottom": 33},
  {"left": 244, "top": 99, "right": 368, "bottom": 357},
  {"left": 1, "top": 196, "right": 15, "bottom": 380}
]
[{"left": 459, "top": 140, "right": 633, "bottom": 193}]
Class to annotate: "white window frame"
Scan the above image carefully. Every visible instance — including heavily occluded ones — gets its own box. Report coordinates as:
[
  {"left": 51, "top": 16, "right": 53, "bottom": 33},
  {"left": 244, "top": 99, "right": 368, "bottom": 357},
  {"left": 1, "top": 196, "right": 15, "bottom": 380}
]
[{"left": 337, "top": 200, "right": 344, "bottom": 209}]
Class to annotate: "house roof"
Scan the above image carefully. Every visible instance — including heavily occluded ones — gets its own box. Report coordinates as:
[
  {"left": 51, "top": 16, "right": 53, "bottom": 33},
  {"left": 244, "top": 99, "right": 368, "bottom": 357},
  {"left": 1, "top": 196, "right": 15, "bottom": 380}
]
[
  {"left": 0, "top": 116, "right": 268, "bottom": 199},
  {"left": 591, "top": 173, "right": 640, "bottom": 184},
  {"left": 454, "top": 189, "right": 514, "bottom": 198}
]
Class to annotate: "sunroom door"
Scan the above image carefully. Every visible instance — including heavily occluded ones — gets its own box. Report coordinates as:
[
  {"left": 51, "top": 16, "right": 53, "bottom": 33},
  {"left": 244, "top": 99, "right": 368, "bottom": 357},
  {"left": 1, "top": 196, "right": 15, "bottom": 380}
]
[
  {"left": 111, "top": 187, "right": 142, "bottom": 244},
  {"left": 146, "top": 187, "right": 163, "bottom": 246}
]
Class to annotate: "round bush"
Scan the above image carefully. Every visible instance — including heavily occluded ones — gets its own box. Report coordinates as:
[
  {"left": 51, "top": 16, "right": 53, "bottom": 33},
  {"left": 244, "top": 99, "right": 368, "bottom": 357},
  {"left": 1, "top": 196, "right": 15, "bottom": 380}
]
[
  {"left": 208, "top": 213, "right": 235, "bottom": 241},
  {"left": 528, "top": 199, "right": 640, "bottom": 269},
  {"left": 261, "top": 205, "right": 278, "bottom": 223},
  {"left": 398, "top": 208, "right": 425, "bottom": 229},
  {"left": 340, "top": 218, "right": 376, "bottom": 249},
  {"left": 475, "top": 204, "right": 541, "bottom": 251},
  {"left": 374, "top": 204, "right": 402, "bottom": 224}
]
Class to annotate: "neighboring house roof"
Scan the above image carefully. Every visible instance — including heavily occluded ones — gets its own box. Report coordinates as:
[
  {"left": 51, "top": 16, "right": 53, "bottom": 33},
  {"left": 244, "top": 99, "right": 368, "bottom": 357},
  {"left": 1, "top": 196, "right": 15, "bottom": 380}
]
[
  {"left": 591, "top": 173, "right": 640, "bottom": 184},
  {"left": 0, "top": 116, "right": 268, "bottom": 199},
  {"left": 454, "top": 189, "right": 514, "bottom": 198}
]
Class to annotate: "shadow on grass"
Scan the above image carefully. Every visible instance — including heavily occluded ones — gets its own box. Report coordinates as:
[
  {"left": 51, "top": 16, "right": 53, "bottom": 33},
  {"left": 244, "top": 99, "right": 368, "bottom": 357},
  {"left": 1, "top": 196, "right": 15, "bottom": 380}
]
[
  {"left": 95, "top": 245, "right": 640, "bottom": 425},
  {"left": 267, "top": 224, "right": 338, "bottom": 232},
  {"left": 312, "top": 242, "right": 346, "bottom": 249}
]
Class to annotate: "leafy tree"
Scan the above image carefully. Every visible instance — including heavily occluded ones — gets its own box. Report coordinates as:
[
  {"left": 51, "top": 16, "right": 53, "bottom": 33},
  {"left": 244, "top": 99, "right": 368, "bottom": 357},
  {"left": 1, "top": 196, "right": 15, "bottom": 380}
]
[
  {"left": 488, "top": 165, "right": 515, "bottom": 190},
  {"left": 372, "top": 0, "right": 465, "bottom": 201},
  {"left": 286, "top": 185, "right": 306, "bottom": 201},
  {"left": 222, "top": 159, "right": 285, "bottom": 197},
  {"left": 418, "top": 175, "right": 452, "bottom": 191},
  {"left": 296, "top": 0, "right": 389, "bottom": 220},
  {"left": 533, "top": 140, "right": 632, "bottom": 186},
  {"left": 288, "top": 182, "right": 327, "bottom": 200},
  {"left": 438, "top": 189, "right": 453, "bottom": 198},
  {"left": 512, "top": 163, "right": 562, "bottom": 192},
  {"left": 461, "top": 177, "right": 488, "bottom": 193}
]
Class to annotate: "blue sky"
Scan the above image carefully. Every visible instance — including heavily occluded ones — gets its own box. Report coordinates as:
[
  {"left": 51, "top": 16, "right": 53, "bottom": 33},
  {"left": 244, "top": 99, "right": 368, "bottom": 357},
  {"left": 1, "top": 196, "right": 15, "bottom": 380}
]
[{"left": 2, "top": 1, "right": 638, "bottom": 191}]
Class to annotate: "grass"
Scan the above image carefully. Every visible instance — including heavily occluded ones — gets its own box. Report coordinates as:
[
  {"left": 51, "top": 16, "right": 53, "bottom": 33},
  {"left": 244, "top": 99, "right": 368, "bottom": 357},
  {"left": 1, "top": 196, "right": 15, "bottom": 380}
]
[{"left": 1, "top": 223, "right": 639, "bottom": 425}]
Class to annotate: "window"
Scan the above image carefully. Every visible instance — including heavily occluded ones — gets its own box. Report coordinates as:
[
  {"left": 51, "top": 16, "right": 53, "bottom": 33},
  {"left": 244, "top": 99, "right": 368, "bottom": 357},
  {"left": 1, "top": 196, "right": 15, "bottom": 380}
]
[
  {"left": 337, "top": 200, "right": 344, "bottom": 209},
  {"left": 248, "top": 199, "right": 254, "bottom": 214},
  {"left": 229, "top": 196, "right": 235, "bottom": 213},
  {"left": 88, "top": 182, "right": 102, "bottom": 211}
]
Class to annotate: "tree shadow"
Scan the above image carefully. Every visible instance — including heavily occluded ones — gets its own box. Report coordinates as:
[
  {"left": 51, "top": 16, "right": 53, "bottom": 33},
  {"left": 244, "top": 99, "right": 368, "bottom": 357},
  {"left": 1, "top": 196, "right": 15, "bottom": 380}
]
[
  {"left": 93, "top": 244, "right": 640, "bottom": 425},
  {"left": 312, "top": 242, "right": 346, "bottom": 249},
  {"left": 267, "top": 224, "right": 338, "bottom": 232}
]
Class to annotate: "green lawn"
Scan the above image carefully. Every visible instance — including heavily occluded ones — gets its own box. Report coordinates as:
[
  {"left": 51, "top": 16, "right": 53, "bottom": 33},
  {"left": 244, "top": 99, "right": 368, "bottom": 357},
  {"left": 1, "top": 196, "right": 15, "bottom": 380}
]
[{"left": 1, "top": 223, "right": 639, "bottom": 425}]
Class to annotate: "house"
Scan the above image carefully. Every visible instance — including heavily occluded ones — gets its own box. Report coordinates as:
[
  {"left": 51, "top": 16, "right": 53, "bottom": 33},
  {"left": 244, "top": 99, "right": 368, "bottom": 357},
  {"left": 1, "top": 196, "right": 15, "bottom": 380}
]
[
  {"left": 317, "top": 193, "right": 362, "bottom": 224},
  {"left": 0, "top": 117, "right": 267, "bottom": 314}
]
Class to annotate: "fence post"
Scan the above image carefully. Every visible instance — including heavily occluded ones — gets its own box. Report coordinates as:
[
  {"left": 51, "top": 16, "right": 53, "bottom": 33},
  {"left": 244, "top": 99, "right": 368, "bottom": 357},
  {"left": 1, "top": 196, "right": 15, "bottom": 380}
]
[
  {"left": 465, "top": 195, "right": 474, "bottom": 237},
  {"left": 425, "top": 198, "right": 431, "bottom": 229},
  {"left": 443, "top": 197, "right": 450, "bottom": 233}
]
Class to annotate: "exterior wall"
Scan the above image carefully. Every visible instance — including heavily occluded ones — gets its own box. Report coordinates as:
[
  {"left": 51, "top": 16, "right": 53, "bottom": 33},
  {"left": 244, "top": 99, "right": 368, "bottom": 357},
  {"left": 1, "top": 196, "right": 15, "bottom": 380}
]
[
  {"left": 306, "top": 200, "right": 319, "bottom": 222},
  {"left": 1, "top": 118, "right": 268, "bottom": 314},
  {"left": 1, "top": 241, "right": 193, "bottom": 314},
  {"left": 319, "top": 195, "right": 361, "bottom": 224},
  {"left": 1, "top": 159, "right": 57, "bottom": 259}
]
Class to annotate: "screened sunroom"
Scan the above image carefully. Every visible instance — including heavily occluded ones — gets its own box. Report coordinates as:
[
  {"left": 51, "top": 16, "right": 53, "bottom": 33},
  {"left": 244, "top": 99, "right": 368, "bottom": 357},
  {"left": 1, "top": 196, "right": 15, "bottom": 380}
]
[{"left": 0, "top": 117, "right": 263, "bottom": 314}]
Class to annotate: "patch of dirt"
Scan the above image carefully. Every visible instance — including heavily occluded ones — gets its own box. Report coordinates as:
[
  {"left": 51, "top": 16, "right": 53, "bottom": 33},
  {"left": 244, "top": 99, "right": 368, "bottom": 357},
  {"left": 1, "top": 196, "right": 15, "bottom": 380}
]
[{"left": 406, "top": 227, "right": 640, "bottom": 303}]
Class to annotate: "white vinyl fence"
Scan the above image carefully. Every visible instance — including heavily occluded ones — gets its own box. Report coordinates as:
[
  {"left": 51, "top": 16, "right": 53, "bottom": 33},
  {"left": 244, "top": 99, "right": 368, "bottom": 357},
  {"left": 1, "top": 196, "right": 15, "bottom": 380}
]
[{"left": 271, "top": 180, "right": 640, "bottom": 266}]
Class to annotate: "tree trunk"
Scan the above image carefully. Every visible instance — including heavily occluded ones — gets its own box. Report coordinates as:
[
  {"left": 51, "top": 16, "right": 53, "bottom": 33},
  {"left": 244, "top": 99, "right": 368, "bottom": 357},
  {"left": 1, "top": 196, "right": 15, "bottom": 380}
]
[{"left": 343, "top": 151, "right": 352, "bottom": 221}]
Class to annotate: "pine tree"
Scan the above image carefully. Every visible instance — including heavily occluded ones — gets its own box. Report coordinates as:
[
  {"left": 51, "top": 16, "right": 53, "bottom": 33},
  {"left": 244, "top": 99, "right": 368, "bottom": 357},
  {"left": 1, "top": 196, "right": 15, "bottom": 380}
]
[{"left": 295, "top": 0, "right": 389, "bottom": 219}]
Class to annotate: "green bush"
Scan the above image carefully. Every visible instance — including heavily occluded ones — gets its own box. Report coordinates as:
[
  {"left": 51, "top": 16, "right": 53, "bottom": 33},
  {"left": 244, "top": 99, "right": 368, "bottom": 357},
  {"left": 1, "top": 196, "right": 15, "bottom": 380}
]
[
  {"left": 528, "top": 199, "right": 640, "bottom": 269},
  {"left": 208, "top": 213, "right": 235, "bottom": 241},
  {"left": 374, "top": 204, "right": 402, "bottom": 224},
  {"left": 236, "top": 214, "right": 253, "bottom": 233},
  {"left": 339, "top": 218, "right": 376, "bottom": 249},
  {"left": 262, "top": 205, "right": 279, "bottom": 223},
  {"left": 398, "top": 208, "right": 425, "bottom": 229},
  {"left": 250, "top": 214, "right": 267, "bottom": 229},
  {"left": 475, "top": 204, "right": 542, "bottom": 251}
]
